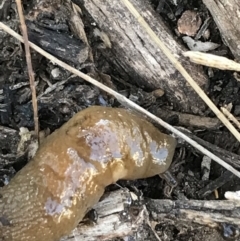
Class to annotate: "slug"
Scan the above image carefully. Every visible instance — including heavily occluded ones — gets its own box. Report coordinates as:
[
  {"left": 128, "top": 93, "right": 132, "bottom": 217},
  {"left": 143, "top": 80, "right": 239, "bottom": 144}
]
[{"left": 0, "top": 106, "right": 176, "bottom": 241}]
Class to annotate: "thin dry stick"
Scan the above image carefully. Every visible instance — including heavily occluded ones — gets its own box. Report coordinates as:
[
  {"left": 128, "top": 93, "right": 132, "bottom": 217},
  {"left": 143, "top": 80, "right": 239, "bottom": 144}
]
[
  {"left": 183, "top": 51, "right": 240, "bottom": 71},
  {"left": 221, "top": 107, "right": 240, "bottom": 130},
  {"left": 1, "top": 22, "right": 240, "bottom": 179},
  {"left": 120, "top": 0, "right": 240, "bottom": 143},
  {"left": 15, "top": 0, "right": 39, "bottom": 140}
]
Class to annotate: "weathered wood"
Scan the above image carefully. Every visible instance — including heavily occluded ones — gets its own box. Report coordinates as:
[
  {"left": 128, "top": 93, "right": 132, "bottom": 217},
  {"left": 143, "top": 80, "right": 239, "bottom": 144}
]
[
  {"left": 72, "top": 0, "right": 208, "bottom": 114},
  {"left": 149, "top": 106, "right": 221, "bottom": 129},
  {"left": 60, "top": 189, "right": 240, "bottom": 241},
  {"left": 26, "top": 20, "right": 89, "bottom": 66},
  {"left": 202, "top": 0, "right": 240, "bottom": 61},
  {"left": 198, "top": 170, "right": 234, "bottom": 198},
  {"left": 147, "top": 198, "right": 240, "bottom": 227},
  {"left": 61, "top": 189, "right": 147, "bottom": 241}
]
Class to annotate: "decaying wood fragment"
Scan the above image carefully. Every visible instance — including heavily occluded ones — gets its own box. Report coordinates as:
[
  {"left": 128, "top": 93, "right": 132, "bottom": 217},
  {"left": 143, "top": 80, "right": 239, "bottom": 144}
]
[
  {"left": 62, "top": 189, "right": 146, "bottom": 241},
  {"left": 147, "top": 198, "right": 240, "bottom": 227},
  {"left": 26, "top": 20, "right": 90, "bottom": 66},
  {"left": 60, "top": 189, "right": 240, "bottom": 241},
  {"left": 202, "top": 0, "right": 240, "bottom": 61},
  {"left": 198, "top": 170, "right": 234, "bottom": 198},
  {"left": 150, "top": 106, "right": 221, "bottom": 129},
  {"left": 72, "top": 0, "right": 208, "bottom": 114}
]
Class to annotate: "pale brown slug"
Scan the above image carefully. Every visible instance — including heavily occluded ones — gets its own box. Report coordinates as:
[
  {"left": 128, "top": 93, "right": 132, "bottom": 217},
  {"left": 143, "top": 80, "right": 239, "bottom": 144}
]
[{"left": 0, "top": 106, "right": 176, "bottom": 241}]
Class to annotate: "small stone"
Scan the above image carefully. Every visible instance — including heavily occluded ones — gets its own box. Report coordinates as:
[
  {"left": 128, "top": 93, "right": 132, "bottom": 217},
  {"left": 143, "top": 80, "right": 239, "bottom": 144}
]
[
  {"left": 51, "top": 68, "right": 61, "bottom": 79},
  {"left": 151, "top": 89, "right": 165, "bottom": 98},
  {"left": 177, "top": 10, "right": 202, "bottom": 37}
]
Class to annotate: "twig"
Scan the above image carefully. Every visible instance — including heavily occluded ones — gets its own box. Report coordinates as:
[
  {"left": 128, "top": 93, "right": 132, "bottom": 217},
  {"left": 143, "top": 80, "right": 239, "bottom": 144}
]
[
  {"left": 0, "top": 22, "right": 240, "bottom": 179},
  {"left": 15, "top": 0, "right": 39, "bottom": 140},
  {"left": 198, "top": 170, "right": 234, "bottom": 198},
  {"left": 183, "top": 51, "right": 240, "bottom": 71},
  {"left": 37, "top": 79, "right": 69, "bottom": 99},
  {"left": 150, "top": 106, "right": 221, "bottom": 130},
  {"left": 120, "top": 0, "right": 240, "bottom": 143}
]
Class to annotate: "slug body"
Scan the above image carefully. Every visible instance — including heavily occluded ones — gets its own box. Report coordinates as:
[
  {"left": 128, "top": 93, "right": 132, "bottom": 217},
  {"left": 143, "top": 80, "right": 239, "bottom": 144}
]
[{"left": 0, "top": 106, "right": 176, "bottom": 241}]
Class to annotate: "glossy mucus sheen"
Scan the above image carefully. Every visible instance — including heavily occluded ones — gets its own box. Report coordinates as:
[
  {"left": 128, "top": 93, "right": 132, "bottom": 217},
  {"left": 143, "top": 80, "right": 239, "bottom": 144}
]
[{"left": 0, "top": 106, "right": 176, "bottom": 241}]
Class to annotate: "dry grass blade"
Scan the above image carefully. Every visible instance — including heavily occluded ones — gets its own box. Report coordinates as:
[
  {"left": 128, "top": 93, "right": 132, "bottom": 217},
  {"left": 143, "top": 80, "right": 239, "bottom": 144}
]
[
  {"left": 120, "top": 0, "right": 240, "bottom": 143},
  {"left": 15, "top": 0, "right": 39, "bottom": 140},
  {"left": 1, "top": 22, "right": 240, "bottom": 178},
  {"left": 183, "top": 51, "right": 240, "bottom": 71}
]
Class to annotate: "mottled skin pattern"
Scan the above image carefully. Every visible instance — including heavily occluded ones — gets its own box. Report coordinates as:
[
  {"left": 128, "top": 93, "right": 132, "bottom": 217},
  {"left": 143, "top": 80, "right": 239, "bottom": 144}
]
[{"left": 0, "top": 106, "right": 176, "bottom": 241}]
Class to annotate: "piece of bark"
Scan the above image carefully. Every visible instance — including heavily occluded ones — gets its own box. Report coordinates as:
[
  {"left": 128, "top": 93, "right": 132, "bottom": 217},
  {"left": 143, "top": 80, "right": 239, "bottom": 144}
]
[
  {"left": 25, "top": 20, "right": 89, "bottom": 66},
  {"left": 72, "top": 0, "right": 208, "bottom": 114},
  {"left": 202, "top": 0, "right": 240, "bottom": 61}
]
